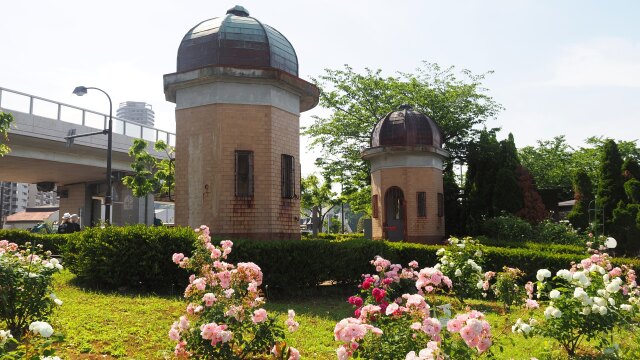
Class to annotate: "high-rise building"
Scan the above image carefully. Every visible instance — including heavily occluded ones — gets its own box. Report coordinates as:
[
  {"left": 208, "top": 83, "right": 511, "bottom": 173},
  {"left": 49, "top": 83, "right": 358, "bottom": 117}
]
[
  {"left": 116, "top": 101, "right": 155, "bottom": 127},
  {"left": 27, "top": 184, "right": 58, "bottom": 208},
  {"left": 0, "top": 182, "right": 28, "bottom": 219}
]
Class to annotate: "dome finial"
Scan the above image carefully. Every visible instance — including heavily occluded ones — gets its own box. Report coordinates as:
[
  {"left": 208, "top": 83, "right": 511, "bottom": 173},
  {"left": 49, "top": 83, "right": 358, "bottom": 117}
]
[{"left": 227, "top": 5, "right": 249, "bottom": 16}]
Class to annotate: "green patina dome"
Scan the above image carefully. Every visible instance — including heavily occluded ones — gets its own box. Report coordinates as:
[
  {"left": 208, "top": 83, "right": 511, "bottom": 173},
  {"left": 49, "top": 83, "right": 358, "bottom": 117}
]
[{"left": 177, "top": 5, "right": 299, "bottom": 76}]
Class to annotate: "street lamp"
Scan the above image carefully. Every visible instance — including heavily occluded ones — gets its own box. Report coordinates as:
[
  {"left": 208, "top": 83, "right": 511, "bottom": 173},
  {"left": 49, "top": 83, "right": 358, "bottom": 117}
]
[{"left": 72, "top": 86, "right": 113, "bottom": 224}]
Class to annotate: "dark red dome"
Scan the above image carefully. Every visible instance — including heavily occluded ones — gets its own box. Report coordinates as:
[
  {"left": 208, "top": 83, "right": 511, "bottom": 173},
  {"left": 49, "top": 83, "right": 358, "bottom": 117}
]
[{"left": 370, "top": 105, "right": 443, "bottom": 148}]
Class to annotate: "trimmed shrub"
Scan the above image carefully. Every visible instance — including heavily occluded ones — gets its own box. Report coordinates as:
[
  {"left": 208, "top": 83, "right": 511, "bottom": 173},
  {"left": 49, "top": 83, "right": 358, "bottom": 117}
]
[
  {"left": 481, "top": 215, "right": 534, "bottom": 241},
  {"left": 534, "top": 220, "right": 584, "bottom": 245},
  {"left": 62, "top": 225, "right": 197, "bottom": 291},
  {"left": 0, "top": 230, "right": 68, "bottom": 254}
]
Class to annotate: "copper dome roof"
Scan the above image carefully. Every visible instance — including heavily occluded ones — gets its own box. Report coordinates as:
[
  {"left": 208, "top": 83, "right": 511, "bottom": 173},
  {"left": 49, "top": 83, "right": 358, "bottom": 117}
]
[
  {"left": 370, "top": 105, "right": 443, "bottom": 148},
  {"left": 177, "top": 5, "right": 298, "bottom": 76}
]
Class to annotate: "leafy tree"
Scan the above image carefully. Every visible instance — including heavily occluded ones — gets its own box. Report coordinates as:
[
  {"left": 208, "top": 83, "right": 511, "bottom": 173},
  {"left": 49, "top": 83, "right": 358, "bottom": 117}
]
[
  {"left": 305, "top": 62, "right": 503, "bottom": 213},
  {"left": 566, "top": 170, "right": 593, "bottom": 230},
  {"left": 596, "top": 140, "right": 625, "bottom": 227},
  {"left": 300, "top": 174, "right": 337, "bottom": 237},
  {"left": 121, "top": 139, "right": 175, "bottom": 200},
  {"left": 518, "top": 136, "right": 573, "bottom": 192},
  {"left": 0, "top": 112, "right": 14, "bottom": 156}
]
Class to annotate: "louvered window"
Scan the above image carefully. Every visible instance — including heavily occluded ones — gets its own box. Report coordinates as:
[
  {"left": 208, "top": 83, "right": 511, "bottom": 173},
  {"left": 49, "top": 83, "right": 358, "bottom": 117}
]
[
  {"left": 281, "top": 154, "right": 295, "bottom": 199},
  {"left": 235, "top": 151, "right": 253, "bottom": 197},
  {"left": 417, "top": 192, "right": 427, "bottom": 217}
]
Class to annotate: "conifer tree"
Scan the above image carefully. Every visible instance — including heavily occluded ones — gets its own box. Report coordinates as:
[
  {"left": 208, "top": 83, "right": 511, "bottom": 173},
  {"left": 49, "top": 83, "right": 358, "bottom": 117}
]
[
  {"left": 492, "top": 133, "right": 523, "bottom": 213},
  {"left": 464, "top": 130, "right": 500, "bottom": 231},
  {"left": 622, "top": 158, "right": 640, "bottom": 181},
  {"left": 567, "top": 170, "right": 593, "bottom": 230},
  {"left": 596, "top": 140, "right": 625, "bottom": 228}
]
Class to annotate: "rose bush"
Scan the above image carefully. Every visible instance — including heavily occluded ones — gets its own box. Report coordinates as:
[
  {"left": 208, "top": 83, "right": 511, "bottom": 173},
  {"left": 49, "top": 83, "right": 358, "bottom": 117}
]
[
  {"left": 435, "top": 237, "right": 485, "bottom": 301},
  {"left": 335, "top": 256, "right": 493, "bottom": 359},
  {"left": 513, "top": 248, "right": 638, "bottom": 357},
  {"left": 0, "top": 321, "right": 63, "bottom": 359},
  {"left": 0, "top": 240, "right": 63, "bottom": 338},
  {"left": 169, "top": 226, "right": 300, "bottom": 359}
]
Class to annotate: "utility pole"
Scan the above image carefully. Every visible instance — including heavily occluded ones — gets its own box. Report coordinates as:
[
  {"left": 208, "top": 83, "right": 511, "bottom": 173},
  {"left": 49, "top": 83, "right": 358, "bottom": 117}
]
[{"left": 0, "top": 182, "right": 4, "bottom": 229}]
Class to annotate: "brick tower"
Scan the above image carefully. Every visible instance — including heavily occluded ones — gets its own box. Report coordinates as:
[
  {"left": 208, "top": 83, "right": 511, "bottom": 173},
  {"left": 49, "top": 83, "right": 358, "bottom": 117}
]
[
  {"left": 164, "top": 5, "right": 319, "bottom": 240},
  {"left": 361, "top": 105, "right": 449, "bottom": 244}
]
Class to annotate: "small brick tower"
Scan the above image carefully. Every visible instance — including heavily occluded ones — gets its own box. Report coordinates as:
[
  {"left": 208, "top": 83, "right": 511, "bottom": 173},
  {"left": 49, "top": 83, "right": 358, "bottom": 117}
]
[
  {"left": 361, "top": 105, "right": 449, "bottom": 243},
  {"left": 164, "top": 5, "right": 319, "bottom": 240}
]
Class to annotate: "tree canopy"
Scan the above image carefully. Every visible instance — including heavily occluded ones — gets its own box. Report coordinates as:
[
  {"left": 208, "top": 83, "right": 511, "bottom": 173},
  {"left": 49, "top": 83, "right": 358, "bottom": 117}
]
[
  {"left": 121, "top": 139, "right": 175, "bottom": 200},
  {"left": 0, "top": 112, "right": 14, "bottom": 157},
  {"left": 304, "top": 62, "right": 503, "bottom": 212}
]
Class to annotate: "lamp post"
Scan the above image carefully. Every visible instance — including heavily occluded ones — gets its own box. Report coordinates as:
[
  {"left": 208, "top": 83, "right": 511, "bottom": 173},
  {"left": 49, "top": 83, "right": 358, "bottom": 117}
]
[{"left": 72, "top": 86, "right": 113, "bottom": 224}]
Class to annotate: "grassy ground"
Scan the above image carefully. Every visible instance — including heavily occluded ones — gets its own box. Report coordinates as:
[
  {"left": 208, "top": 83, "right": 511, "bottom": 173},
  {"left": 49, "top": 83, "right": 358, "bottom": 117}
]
[{"left": 48, "top": 271, "right": 640, "bottom": 359}]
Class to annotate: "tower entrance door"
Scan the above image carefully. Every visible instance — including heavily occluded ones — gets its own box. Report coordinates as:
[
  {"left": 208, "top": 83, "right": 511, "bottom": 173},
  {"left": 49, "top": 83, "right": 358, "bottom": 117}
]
[{"left": 384, "top": 186, "right": 405, "bottom": 241}]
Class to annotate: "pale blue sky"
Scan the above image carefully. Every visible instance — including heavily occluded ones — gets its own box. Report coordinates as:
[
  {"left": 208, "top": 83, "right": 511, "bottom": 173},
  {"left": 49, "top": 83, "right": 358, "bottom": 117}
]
[{"left": 1, "top": 1, "right": 639, "bottom": 175}]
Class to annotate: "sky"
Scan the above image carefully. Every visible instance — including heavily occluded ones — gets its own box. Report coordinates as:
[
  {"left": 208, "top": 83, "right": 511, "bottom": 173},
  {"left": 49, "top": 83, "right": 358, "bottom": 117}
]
[{"left": 1, "top": 0, "right": 640, "bottom": 176}]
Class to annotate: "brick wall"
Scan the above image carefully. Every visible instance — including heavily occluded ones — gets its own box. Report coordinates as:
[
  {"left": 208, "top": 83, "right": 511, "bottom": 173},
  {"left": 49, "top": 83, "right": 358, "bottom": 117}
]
[
  {"left": 370, "top": 167, "right": 445, "bottom": 244},
  {"left": 175, "top": 103, "right": 300, "bottom": 240}
]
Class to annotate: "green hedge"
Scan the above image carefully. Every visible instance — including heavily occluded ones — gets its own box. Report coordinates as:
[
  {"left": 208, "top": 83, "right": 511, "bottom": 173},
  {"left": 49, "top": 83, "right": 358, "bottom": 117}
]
[
  {"left": 477, "top": 236, "right": 585, "bottom": 255},
  {"left": 301, "top": 233, "right": 366, "bottom": 241},
  {"left": 0, "top": 229, "right": 69, "bottom": 254},
  {"left": 3, "top": 227, "right": 639, "bottom": 292},
  {"left": 62, "top": 225, "right": 197, "bottom": 291}
]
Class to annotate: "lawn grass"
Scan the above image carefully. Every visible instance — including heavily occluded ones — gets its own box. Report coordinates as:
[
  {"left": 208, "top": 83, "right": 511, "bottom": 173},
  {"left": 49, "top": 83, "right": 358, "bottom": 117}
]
[{"left": 47, "top": 271, "right": 640, "bottom": 359}]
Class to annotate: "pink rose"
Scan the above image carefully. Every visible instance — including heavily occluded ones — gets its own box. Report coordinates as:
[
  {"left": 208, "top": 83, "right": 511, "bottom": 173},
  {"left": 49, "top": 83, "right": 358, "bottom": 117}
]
[
  {"left": 252, "top": 308, "right": 268, "bottom": 323},
  {"left": 172, "top": 253, "right": 185, "bottom": 264}
]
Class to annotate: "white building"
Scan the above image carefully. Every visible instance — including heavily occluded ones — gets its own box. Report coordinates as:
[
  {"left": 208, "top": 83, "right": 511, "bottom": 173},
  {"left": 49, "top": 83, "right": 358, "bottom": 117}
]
[{"left": 116, "top": 101, "right": 155, "bottom": 127}]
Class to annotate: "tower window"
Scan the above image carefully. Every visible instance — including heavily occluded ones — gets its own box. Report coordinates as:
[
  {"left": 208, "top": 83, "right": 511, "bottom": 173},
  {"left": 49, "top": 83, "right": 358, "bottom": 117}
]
[
  {"left": 372, "top": 194, "right": 379, "bottom": 218},
  {"left": 281, "top": 154, "right": 295, "bottom": 199},
  {"left": 437, "top": 193, "right": 444, "bottom": 217},
  {"left": 417, "top": 192, "right": 427, "bottom": 217},
  {"left": 235, "top": 151, "right": 253, "bottom": 197}
]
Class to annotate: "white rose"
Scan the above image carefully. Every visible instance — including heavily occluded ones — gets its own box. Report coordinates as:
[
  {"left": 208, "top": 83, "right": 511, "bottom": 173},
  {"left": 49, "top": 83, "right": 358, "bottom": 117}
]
[
  {"left": 552, "top": 309, "right": 562, "bottom": 318},
  {"left": 29, "top": 321, "right": 54, "bottom": 338},
  {"left": 536, "top": 269, "right": 551, "bottom": 282},
  {"left": 598, "top": 306, "right": 608, "bottom": 315},
  {"left": 605, "top": 237, "right": 617, "bottom": 249},
  {"left": 476, "top": 280, "right": 484, "bottom": 289},
  {"left": 620, "top": 304, "right": 633, "bottom": 312},
  {"left": 557, "top": 269, "right": 572, "bottom": 282},
  {"left": 454, "top": 269, "right": 462, "bottom": 277},
  {"left": 549, "top": 290, "right": 560, "bottom": 299},
  {"left": 582, "top": 306, "right": 591, "bottom": 315}
]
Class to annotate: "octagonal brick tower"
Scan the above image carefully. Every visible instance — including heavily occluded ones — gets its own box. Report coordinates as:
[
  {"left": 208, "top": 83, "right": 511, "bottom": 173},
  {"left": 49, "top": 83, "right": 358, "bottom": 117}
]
[
  {"left": 361, "top": 105, "right": 449, "bottom": 243},
  {"left": 164, "top": 5, "right": 319, "bottom": 240}
]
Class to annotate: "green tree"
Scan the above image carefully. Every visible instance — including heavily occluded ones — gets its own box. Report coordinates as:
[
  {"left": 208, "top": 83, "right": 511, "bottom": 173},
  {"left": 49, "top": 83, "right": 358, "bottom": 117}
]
[
  {"left": 121, "top": 139, "right": 175, "bottom": 200},
  {"left": 566, "top": 170, "right": 593, "bottom": 230},
  {"left": 300, "top": 174, "right": 337, "bottom": 237},
  {"left": 304, "top": 62, "right": 503, "bottom": 213},
  {"left": 622, "top": 158, "right": 640, "bottom": 180},
  {"left": 443, "top": 165, "right": 463, "bottom": 236},
  {"left": 464, "top": 130, "right": 500, "bottom": 230},
  {"left": 518, "top": 136, "right": 573, "bottom": 192},
  {"left": 0, "top": 112, "right": 15, "bottom": 156},
  {"left": 596, "top": 140, "right": 625, "bottom": 227}
]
